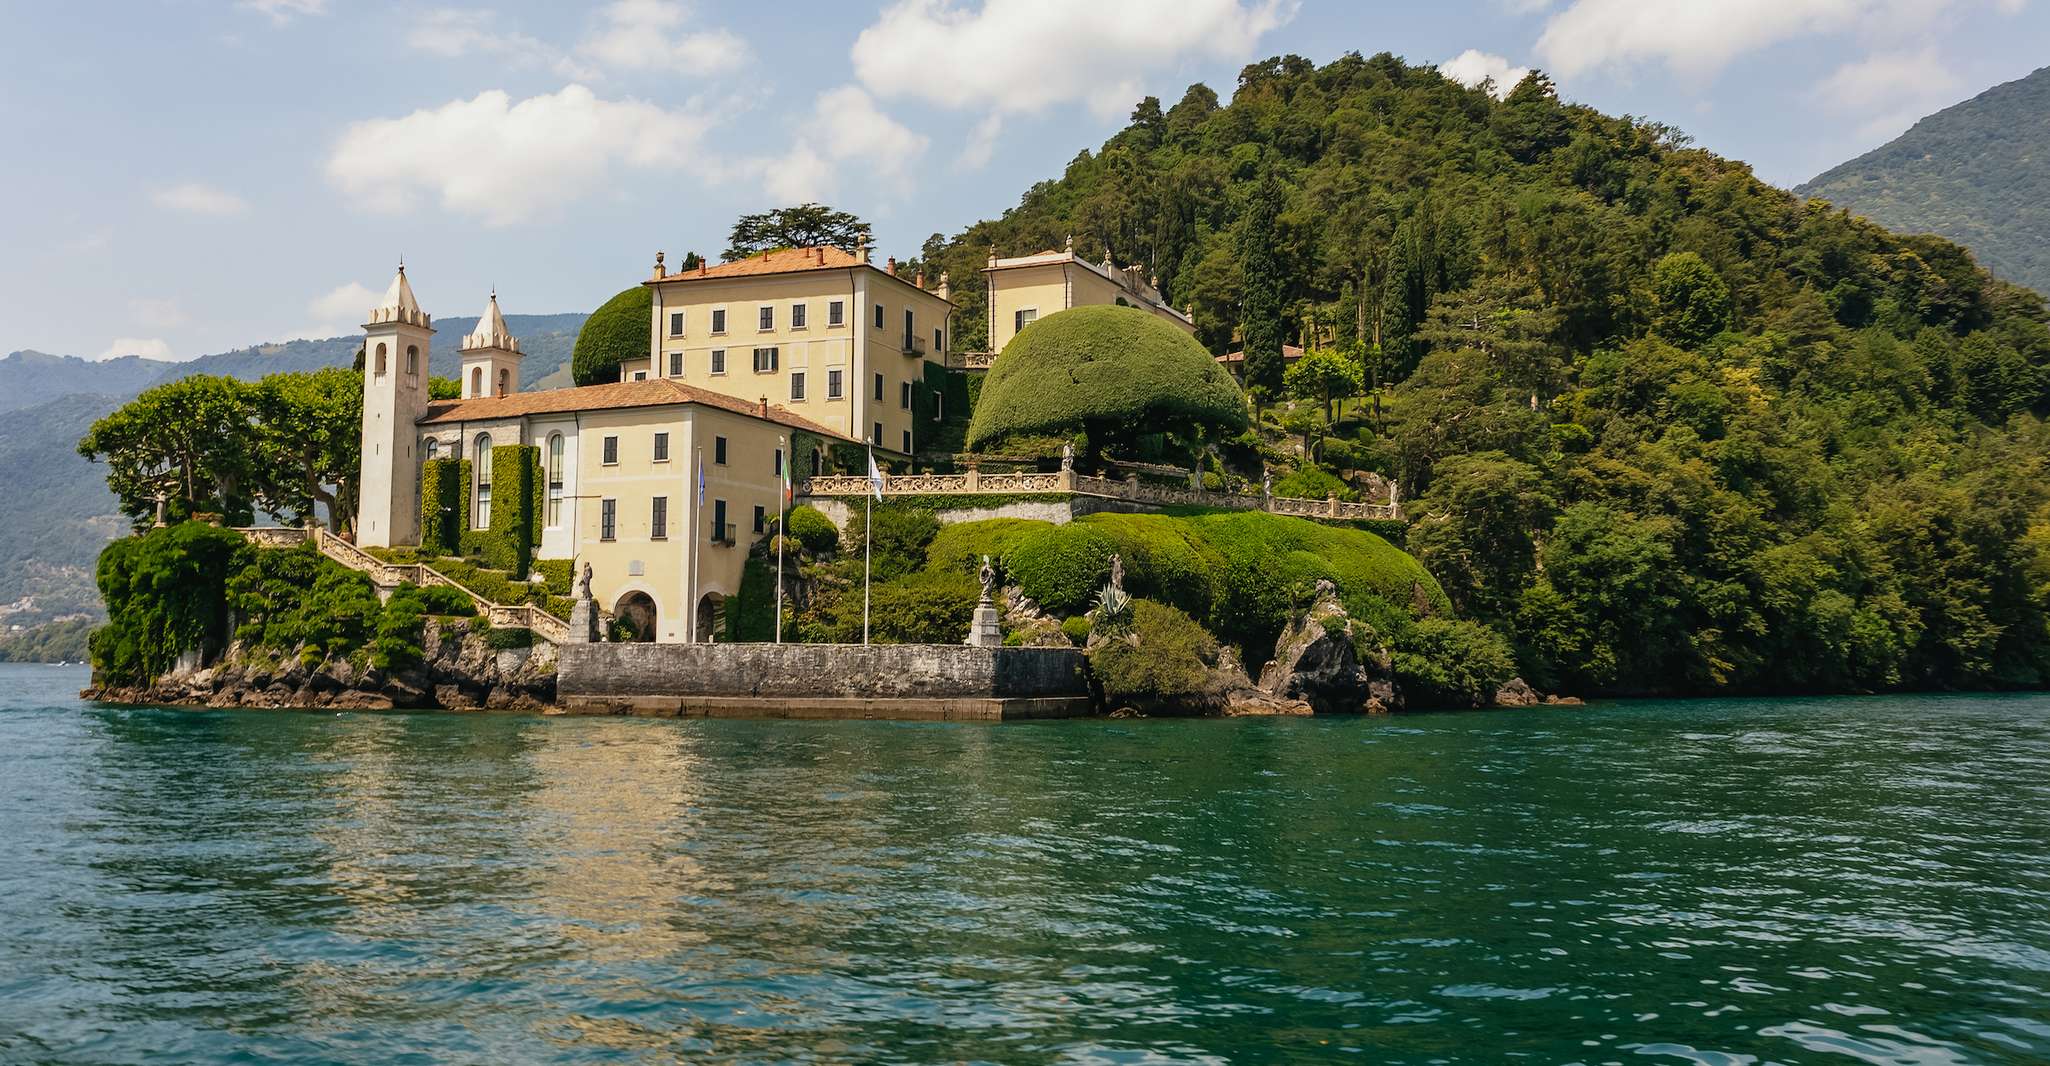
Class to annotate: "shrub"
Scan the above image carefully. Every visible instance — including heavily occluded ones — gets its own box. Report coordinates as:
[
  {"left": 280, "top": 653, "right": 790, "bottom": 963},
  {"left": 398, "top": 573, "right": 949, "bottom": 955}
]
[
  {"left": 374, "top": 585, "right": 427, "bottom": 670},
  {"left": 926, "top": 517, "right": 1042, "bottom": 575},
  {"left": 571, "top": 285, "right": 651, "bottom": 386},
  {"left": 419, "top": 458, "right": 465, "bottom": 555},
  {"left": 414, "top": 583, "right": 477, "bottom": 616},
  {"left": 844, "top": 505, "right": 940, "bottom": 581},
  {"left": 531, "top": 558, "right": 574, "bottom": 596},
  {"left": 482, "top": 626, "right": 536, "bottom": 650},
  {"left": 1087, "top": 599, "right": 1218, "bottom": 708},
  {"left": 1005, "top": 523, "right": 1117, "bottom": 615},
  {"left": 1061, "top": 615, "right": 1092, "bottom": 645},
  {"left": 784, "top": 505, "right": 840, "bottom": 555},
  {"left": 226, "top": 546, "right": 383, "bottom": 665},
  {"left": 90, "top": 523, "right": 252, "bottom": 684},
  {"left": 1272, "top": 464, "right": 1357, "bottom": 502},
  {"left": 1390, "top": 619, "right": 1518, "bottom": 709},
  {"left": 966, "top": 305, "right": 1248, "bottom": 451},
  {"left": 865, "top": 570, "right": 979, "bottom": 644}
]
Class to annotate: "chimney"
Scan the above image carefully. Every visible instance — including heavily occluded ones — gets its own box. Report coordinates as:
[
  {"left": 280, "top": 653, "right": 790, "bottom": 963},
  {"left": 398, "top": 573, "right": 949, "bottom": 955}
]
[
  {"left": 914, "top": 268, "right": 926, "bottom": 289},
  {"left": 886, "top": 256, "right": 897, "bottom": 276},
  {"left": 653, "top": 250, "right": 666, "bottom": 281},
  {"left": 937, "top": 271, "right": 951, "bottom": 301},
  {"left": 817, "top": 246, "right": 826, "bottom": 264},
  {"left": 759, "top": 396, "right": 769, "bottom": 417},
  {"left": 698, "top": 257, "right": 707, "bottom": 276},
  {"left": 856, "top": 237, "right": 869, "bottom": 262}
]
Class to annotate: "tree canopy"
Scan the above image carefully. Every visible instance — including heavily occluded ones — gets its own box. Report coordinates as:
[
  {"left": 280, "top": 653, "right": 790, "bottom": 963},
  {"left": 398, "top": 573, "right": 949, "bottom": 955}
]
[
  {"left": 569, "top": 285, "right": 651, "bottom": 386},
  {"left": 723, "top": 203, "right": 872, "bottom": 262},
  {"left": 965, "top": 305, "right": 1248, "bottom": 452}
]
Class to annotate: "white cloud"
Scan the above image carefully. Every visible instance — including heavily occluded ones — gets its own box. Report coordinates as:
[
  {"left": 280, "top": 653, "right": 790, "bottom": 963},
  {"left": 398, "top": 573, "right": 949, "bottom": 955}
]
[
  {"left": 407, "top": 2, "right": 745, "bottom": 78},
  {"left": 747, "top": 87, "right": 929, "bottom": 203},
  {"left": 99, "top": 337, "right": 175, "bottom": 362},
  {"left": 151, "top": 182, "right": 248, "bottom": 216},
  {"left": 1439, "top": 49, "right": 1531, "bottom": 98},
  {"left": 1533, "top": 0, "right": 2010, "bottom": 80},
  {"left": 958, "top": 114, "right": 1004, "bottom": 170},
  {"left": 238, "top": 0, "right": 327, "bottom": 24},
  {"left": 310, "top": 282, "right": 379, "bottom": 322},
  {"left": 325, "top": 85, "right": 713, "bottom": 226},
  {"left": 1816, "top": 47, "right": 1963, "bottom": 137},
  {"left": 853, "top": 0, "right": 1294, "bottom": 118},
  {"left": 131, "top": 298, "right": 187, "bottom": 330},
  {"left": 577, "top": 0, "right": 748, "bottom": 77}
]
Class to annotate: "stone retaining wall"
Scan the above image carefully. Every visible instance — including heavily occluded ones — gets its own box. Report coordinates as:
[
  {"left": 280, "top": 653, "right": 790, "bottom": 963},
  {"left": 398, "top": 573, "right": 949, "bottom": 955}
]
[{"left": 558, "top": 643, "right": 1091, "bottom": 720}]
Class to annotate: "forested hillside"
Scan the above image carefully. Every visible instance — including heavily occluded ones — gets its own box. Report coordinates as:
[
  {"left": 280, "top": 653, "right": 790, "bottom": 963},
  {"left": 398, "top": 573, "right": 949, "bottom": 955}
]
[
  {"left": 1798, "top": 65, "right": 2050, "bottom": 297},
  {"left": 914, "top": 53, "right": 2050, "bottom": 695}
]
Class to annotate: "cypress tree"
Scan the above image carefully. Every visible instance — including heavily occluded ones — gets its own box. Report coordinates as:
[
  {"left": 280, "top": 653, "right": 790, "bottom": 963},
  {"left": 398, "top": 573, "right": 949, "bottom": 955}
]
[{"left": 1239, "top": 170, "right": 1287, "bottom": 398}]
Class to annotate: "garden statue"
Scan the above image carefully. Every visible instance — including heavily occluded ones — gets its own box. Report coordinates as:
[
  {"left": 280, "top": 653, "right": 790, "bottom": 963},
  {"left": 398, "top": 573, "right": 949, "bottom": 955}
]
[
  {"left": 1060, "top": 441, "right": 1074, "bottom": 472},
  {"left": 978, "top": 555, "right": 996, "bottom": 603},
  {"left": 967, "top": 555, "right": 1003, "bottom": 647},
  {"left": 1108, "top": 553, "right": 1125, "bottom": 593},
  {"left": 578, "top": 561, "right": 594, "bottom": 601}
]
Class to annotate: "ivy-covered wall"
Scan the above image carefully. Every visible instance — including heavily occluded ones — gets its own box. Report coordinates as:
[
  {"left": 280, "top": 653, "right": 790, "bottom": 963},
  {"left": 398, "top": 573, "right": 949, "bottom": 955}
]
[
  {"left": 459, "top": 444, "right": 541, "bottom": 577},
  {"left": 419, "top": 458, "right": 467, "bottom": 556}
]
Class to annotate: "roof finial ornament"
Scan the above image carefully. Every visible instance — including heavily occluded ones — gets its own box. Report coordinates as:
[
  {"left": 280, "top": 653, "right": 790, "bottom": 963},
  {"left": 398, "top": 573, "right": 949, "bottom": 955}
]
[{"left": 1064, "top": 234, "right": 1073, "bottom": 253}]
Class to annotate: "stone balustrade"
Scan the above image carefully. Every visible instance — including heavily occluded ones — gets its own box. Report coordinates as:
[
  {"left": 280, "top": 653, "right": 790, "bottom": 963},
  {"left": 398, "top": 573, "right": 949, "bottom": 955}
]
[{"left": 799, "top": 468, "right": 1400, "bottom": 522}]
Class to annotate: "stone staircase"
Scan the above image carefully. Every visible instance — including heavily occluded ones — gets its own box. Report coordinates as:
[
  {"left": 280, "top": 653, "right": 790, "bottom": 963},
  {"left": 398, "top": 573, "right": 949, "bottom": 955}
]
[{"left": 237, "top": 526, "right": 570, "bottom": 645}]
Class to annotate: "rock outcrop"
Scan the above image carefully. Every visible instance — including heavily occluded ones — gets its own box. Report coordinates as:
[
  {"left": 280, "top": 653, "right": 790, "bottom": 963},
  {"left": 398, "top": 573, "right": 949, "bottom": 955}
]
[
  {"left": 86, "top": 621, "right": 557, "bottom": 712},
  {"left": 1494, "top": 677, "right": 1540, "bottom": 707},
  {"left": 1000, "top": 585, "right": 1072, "bottom": 648},
  {"left": 1254, "top": 580, "right": 1403, "bottom": 714}
]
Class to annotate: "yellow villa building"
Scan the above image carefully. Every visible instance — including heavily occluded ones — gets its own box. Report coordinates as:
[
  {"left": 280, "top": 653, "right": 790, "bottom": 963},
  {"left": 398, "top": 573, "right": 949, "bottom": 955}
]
[
  {"left": 355, "top": 253, "right": 942, "bottom": 645},
  {"left": 982, "top": 237, "right": 1195, "bottom": 353}
]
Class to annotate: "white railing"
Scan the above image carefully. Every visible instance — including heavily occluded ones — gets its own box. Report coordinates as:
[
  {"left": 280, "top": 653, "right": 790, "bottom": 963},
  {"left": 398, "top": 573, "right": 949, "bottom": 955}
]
[
  {"left": 797, "top": 469, "right": 1400, "bottom": 522},
  {"left": 233, "top": 526, "right": 570, "bottom": 646}
]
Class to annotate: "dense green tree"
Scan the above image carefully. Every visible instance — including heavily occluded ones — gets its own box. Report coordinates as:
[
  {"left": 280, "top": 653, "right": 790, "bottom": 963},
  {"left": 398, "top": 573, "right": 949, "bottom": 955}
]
[
  {"left": 248, "top": 368, "right": 362, "bottom": 532},
  {"left": 77, "top": 375, "right": 258, "bottom": 527},
  {"left": 723, "top": 203, "right": 871, "bottom": 261},
  {"left": 1238, "top": 170, "right": 1288, "bottom": 396},
  {"left": 1650, "top": 252, "right": 1733, "bottom": 348},
  {"left": 570, "top": 286, "right": 651, "bottom": 386},
  {"left": 1283, "top": 347, "right": 1362, "bottom": 420}
]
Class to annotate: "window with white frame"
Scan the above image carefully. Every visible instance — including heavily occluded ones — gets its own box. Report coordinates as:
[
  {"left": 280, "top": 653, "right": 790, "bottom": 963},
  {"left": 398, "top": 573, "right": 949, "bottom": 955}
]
[
  {"left": 752, "top": 347, "right": 779, "bottom": 373},
  {"left": 1015, "top": 307, "right": 1037, "bottom": 332},
  {"left": 711, "top": 307, "right": 727, "bottom": 334},
  {"left": 669, "top": 311, "right": 684, "bottom": 336},
  {"left": 546, "top": 434, "right": 564, "bottom": 526},
  {"left": 600, "top": 498, "right": 616, "bottom": 541},
  {"left": 900, "top": 381, "right": 912, "bottom": 409},
  {"left": 792, "top": 303, "right": 807, "bottom": 328},
  {"left": 828, "top": 300, "right": 844, "bottom": 326},
  {"left": 827, "top": 368, "right": 844, "bottom": 399},
  {"left": 653, "top": 431, "right": 669, "bottom": 462},
  {"left": 474, "top": 433, "right": 493, "bottom": 527},
  {"left": 602, "top": 435, "right": 618, "bottom": 465},
  {"left": 790, "top": 371, "right": 806, "bottom": 401},
  {"left": 711, "top": 349, "right": 726, "bottom": 374},
  {"left": 758, "top": 305, "right": 774, "bottom": 331},
  {"left": 668, "top": 351, "right": 682, "bottom": 377}
]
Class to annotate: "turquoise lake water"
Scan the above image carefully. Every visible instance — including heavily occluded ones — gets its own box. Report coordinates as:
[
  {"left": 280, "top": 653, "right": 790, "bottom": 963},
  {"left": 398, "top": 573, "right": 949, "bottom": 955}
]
[{"left": 2, "top": 663, "right": 2047, "bottom": 1063}]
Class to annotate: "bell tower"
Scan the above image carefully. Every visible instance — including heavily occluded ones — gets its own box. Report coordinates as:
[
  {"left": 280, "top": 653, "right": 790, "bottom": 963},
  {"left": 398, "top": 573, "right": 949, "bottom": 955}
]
[
  {"left": 459, "top": 290, "right": 523, "bottom": 398},
  {"left": 358, "top": 263, "right": 433, "bottom": 548}
]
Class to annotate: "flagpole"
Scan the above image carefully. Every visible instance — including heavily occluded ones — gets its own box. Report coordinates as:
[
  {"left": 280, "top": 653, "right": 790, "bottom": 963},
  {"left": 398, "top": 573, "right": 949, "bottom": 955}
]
[
  {"left": 775, "top": 434, "right": 786, "bottom": 644},
  {"left": 689, "top": 445, "right": 702, "bottom": 644},
  {"left": 863, "top": 444, "right": 874, "bottom": 645}
]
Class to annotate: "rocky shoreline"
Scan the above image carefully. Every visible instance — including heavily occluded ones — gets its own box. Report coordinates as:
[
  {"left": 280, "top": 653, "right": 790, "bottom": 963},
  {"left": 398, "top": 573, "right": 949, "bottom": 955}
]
[{"left": 86, "top": 622, "right": 557, "bottom": 712}]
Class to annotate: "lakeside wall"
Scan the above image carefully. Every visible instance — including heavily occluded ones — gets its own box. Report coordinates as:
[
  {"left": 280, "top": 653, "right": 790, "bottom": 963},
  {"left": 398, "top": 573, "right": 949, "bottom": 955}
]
[{"left": 558, "top": 643, "right": 1091, "bottom": 720}]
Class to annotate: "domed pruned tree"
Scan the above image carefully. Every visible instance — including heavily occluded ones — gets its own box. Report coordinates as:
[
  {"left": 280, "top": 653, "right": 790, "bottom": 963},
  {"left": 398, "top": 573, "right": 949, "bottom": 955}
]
[
  {"left": 966, "top": 305, "right": 1248, "bottom": 455},
  {"left": 570, "top": 285, "right": 652, "bottom": 386}
]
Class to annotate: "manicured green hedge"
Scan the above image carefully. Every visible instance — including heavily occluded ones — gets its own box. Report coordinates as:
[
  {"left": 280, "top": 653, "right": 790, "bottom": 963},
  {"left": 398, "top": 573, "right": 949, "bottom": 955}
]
[
  {"left": 784, "top": 506, "right": 839, "bottom": 555},
  {"left": 966, "top": 305, "right": 1248, "bottom": 450},
  {"left": 571, "top": 285, "right": 651, "bottom": 386},
  {"left": 842, "top": 506, "right": 939, "bottom": 581},
  {"left": 1005, "top": 523, "right": 1117, "bottom": 615},
  {"left": 925, "top": 517, "right": 1043, "bottom": 576}
]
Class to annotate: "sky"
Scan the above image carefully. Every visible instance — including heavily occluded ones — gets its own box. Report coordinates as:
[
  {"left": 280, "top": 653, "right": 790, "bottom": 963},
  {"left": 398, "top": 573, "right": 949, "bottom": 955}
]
[{"left": 1, "top": 0, "right": 2042, "bottom": 363}]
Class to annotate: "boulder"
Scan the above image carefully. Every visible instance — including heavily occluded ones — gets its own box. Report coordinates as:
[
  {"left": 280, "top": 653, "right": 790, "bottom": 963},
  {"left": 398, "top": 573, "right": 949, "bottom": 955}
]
[
  {"left": 1494, "top": 677, "right": 1540, "bottom": 708},
  {"left": 1256, "top": 580, "right": 1399, "bottom": 714}
]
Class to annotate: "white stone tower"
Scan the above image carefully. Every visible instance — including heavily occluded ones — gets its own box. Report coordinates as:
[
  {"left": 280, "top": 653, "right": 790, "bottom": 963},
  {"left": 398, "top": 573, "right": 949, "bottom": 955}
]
[
  {"left": 357, "top": 264, "right": 433, "bottom": 548},
  {"left": 459, "top": 290, "right": 522, "bottom": 398}
]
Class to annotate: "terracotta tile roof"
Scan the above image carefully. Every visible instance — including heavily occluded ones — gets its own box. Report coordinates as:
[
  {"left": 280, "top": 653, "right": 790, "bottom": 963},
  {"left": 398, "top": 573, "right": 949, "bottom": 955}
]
[
  {"left": 418, "top": 377, "right": 851, "bottom": 440},
  {"left": 670, "top": 245, "right": 864, "bottom": 280},
  {"left": 1216, "top": 344, "right": 1306, "bottom": 364}
]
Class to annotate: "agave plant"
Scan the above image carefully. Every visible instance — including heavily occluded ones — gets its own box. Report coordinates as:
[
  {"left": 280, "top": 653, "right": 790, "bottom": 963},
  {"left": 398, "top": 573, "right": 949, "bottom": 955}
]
[{"left": 1090, "top": 583, "right": 1134, "bottom": 636}]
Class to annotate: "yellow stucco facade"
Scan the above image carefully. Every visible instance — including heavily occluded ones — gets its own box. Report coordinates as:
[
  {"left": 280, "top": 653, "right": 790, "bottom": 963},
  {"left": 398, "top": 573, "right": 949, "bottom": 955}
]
[{"left": 983, "top": 244, "right": 1195, "bottom": 352}]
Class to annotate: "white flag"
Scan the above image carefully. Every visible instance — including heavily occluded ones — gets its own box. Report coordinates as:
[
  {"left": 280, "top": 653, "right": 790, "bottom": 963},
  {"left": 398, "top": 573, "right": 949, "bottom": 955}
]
[{"left": 867, "top": 448, "right": 885, "bottom": 501}]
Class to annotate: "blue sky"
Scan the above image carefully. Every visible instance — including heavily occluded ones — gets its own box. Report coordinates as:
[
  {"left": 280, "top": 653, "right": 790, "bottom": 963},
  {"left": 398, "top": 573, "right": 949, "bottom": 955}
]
[{"left": 2, "top": 0, "right": 2042, "bottom": 362}]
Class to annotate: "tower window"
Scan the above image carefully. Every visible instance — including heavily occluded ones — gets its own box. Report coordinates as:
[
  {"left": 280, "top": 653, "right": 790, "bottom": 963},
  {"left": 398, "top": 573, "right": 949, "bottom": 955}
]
[
  {"left": 496, "top": 368, "right": 509, "bottom": 397},
  {"left": 375, "top": 343, "right": 388, "bottom": 377},
  {"left": 470, "top": 366, "right": 482, "bottom": 397},
  {"left": 406, "top": 345, "right": 418, "bottom": 375}
]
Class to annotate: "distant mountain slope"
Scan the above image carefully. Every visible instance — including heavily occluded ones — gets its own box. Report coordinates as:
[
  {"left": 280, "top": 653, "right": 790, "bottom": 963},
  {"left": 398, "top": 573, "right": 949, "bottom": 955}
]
[
  {"left": 0, "top": 312, "right": 587, "bottom": 624},
  {"left": 1797, "top": 65, "right": 2050, "bottom": 295},
  {"left": 0, "top": 393, "right": 126, "bottom": 626},
  {"left": 0, "top": 351, "right": 176, "bottom": 413}
]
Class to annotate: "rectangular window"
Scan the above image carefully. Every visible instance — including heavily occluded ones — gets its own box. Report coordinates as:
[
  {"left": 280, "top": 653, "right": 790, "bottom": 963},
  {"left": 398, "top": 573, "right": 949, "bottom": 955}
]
[
  {"left": 712, "top": 498, "right": 728, "bottom": 542},
  {"left": 753, "top": 504, "right": 766, "bottom": 534},
  {"left": 874, "top": 303, "right": 884, "bottom": 329},
  {"left": 873, "top": 422, "right": 883, "bottom": 445},
  {"left": 653, "top": 431, "right": 669, "bottom": 462},
  {"left": 714, "top": 435, "right": 728, "bottom": 465},
  {"left": 900, "top": 381, "right": 912, "bottom": 409},
  {"left": 1015, "top": 307, "right": 1037, "bottom": 332},
  {"left": 752, "top": 346, "right": 779, "bottom": 373},
  {"left": 827, "top": 368, "right": 844, "bottom": 399},
  {"left": 934, "top": 326, "right": 944, "bottom": 353},
  {"left": 774, "top": 447, "right": 784, "bottom": 477},
  {"left": 902, "top": 429, "right": 912, "bottom": 454},
  {"left": 904, "top": 308, "right": 914, "bottom": 346},
  {"left": 602, "top": 435, "right": 618, "bottom": 465},
  {"left": 792, "top": 303, "right": 807, "bottom": 329},
  {"left": 669, "top": 311, "right": 684, "bottom": 336},
  {"left": 790, "top": 371, "right": 806, "bottom": 401},
  {"left": 758, "top": 305, "right": 774, "bottom": 331},
  {"left": 650, "top": 496, "right": 668, "bottom": 540},
  {"left": 711, "top": 349, "right": 726, "bottom": 374},
  {"left": 600, "top": 498, "right": 616, "bottom": 541},
  {"left": 633, "top": 370, "right": 647, "bottom": 381},
  {"left": 668, "top": 351, "right": 683, "bottom": 377},
  {"left": 873, "top": 372, "right": 884, "bottom": 401},
  {"left": 711, "top": 308, "right": 727, "bottom": 333},
  {"left": 828, "top": 300, "right": 845, "bottom": 326}
]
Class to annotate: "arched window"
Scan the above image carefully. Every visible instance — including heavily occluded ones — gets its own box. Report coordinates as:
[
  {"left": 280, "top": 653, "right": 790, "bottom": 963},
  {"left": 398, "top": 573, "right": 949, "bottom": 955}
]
[
  {"left": 374, "top": 342, "right": 388, "bottom": 376},
  {"left": 497, "top": 367, "right": 510, "bottom": 397},
  {"left": 425, "top": 438, "right": 440, "bottom": 460},
  {"left": 546, "top": 433, "right": 565, "bottom": 527},
  {"left": 469, "top": 366, "right": 483, "bottom": 398},
  {"left": 405, "top": 345, "right": 419, "bottom": 375},
  {"left": 474, "top": 433, "right": 493, "bottom": 527}
]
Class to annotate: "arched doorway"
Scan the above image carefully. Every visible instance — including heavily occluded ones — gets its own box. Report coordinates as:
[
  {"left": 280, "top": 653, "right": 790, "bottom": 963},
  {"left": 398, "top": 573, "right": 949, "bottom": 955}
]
[
  {"left": 695, "top": 593, "right": 725, "bottom": 643},
  {"left": 613, "top": 591, "right": 657, "bottom": 643}
]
